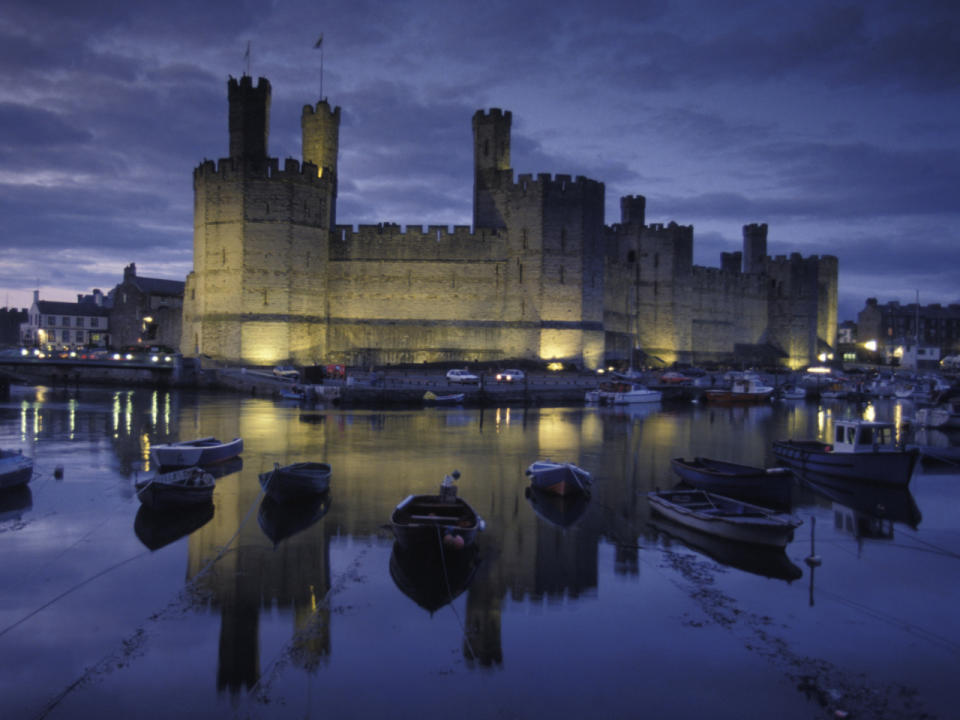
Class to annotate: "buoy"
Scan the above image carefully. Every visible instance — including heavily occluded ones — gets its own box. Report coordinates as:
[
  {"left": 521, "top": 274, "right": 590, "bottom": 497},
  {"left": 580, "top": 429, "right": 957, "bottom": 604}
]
[{"left": 54, "top": 465, "right": 64, "bottom": 479}]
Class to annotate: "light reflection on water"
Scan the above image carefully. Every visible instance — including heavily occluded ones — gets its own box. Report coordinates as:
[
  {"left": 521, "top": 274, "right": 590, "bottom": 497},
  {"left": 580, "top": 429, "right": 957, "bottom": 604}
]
[{"left": 0, "top": 387, "right": 958, "bottom": 719}]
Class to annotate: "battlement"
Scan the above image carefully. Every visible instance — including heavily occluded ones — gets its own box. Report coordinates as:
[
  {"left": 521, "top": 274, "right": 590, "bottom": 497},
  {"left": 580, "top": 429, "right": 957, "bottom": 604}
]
[
  {"left": 473, "top": 108, "right": 511, "bottom": 122},
  {"left": 768, "top": 252, "right": 838, "bottom": 267},
  {"left": 194, "top": 156, "right": 328, "bottom": 184},
  {"left": 514, "top": 173, "right": 604, "bottom": 194},
  {"left": 692, "top": 265, "right": 767, "bottom": 294},
  {"left": 644, "top": 221, "right": 693, "bottom": 238},
  {"left": 302, "top": 102, "right": 341, "bottom": 120},
  {"left": 331, "top": 223, "right": 504, "bottom": 261}
]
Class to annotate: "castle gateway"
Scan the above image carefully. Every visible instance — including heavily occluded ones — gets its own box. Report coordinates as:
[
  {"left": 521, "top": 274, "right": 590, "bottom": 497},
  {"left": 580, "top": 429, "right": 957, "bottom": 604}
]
[{"left": 181, "top": 76, "right": 837, "bottom": 370}]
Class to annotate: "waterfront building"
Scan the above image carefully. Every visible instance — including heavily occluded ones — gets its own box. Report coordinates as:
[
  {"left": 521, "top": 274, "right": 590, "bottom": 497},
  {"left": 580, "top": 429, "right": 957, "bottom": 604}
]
[
  {"left": 20, "top": 290, "right": 111, "bottom": 349},
  {"left": 110, "top": 263, "right": 185, "bottom": 350},
  {"left": 857, "top": 297, "right": 960, "bottom": 366},
  {"left": 181, "top": 76, "right": 837, "bottom": 370}
]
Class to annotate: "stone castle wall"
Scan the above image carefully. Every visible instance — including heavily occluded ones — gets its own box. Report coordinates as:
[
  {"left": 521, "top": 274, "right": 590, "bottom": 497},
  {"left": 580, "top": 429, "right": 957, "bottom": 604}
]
[{"left": 182, "top": 76, "right": 838, "bottom": 369}]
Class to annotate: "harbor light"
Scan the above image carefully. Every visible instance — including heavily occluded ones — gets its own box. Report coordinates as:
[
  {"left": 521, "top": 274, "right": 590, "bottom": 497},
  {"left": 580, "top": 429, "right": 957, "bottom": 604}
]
[
  {"left": 864, "top": 340, "right": 878, "bottom": 352},
  {"left": 547, "top": 362, "right": 563, "bottom": 371}
]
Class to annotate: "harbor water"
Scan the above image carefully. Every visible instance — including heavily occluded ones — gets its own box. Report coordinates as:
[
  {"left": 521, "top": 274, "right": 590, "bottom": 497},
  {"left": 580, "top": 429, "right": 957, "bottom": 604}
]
[{"left": 1, "top": 386, "right": 958, "bottom": 719}]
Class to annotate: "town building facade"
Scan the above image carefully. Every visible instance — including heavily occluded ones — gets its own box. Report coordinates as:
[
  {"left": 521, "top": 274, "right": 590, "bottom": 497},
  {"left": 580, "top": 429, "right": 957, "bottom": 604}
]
[
  {"left": 857, "top": 297, "right": 960, "bottom": 368},
  {"left": 20, "top": 290, "right": 111, "bottom": 349},
  {"left": 110, "top": 263, "right": 185, "bottom": 350},
  {"left": 181, "top": 76, "right": 837, "bottom": 370}
]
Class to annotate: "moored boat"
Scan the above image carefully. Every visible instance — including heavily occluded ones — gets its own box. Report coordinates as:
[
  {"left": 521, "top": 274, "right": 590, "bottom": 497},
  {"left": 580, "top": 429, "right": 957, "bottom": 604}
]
[
  {"left": 670, "top": 457, "right": 793, "bottom": 508},
  {"left": 647, "top": 489, "right": 802, "bottom": 548},
  {"left": 391, "top": 471, "right": 485, "bottom": 552},
  {"left": 772, "top": 420, "right": 917, "bottom": 486},
  {"left": 0, "top": 448, "right": 33, "bottom": 489},
  {"left": 259, "top": 461, "right": 332, "bottom": 503},
  {"left": 150, "top": 436, "right": 243, "bottom": 469},
  {"left": 423, "top": 391, "right": 465, "bottom": 405},
  {"left": 525, "top": 459, "right": 592, "bottom": 497},
  {"left": 704, "top": 376, "right": 774, "bottom": 404},
  {"left": 135, "top": 466, "right": 216, "bottom": 510},
  {"left": 612, "top": 384, "right": 662, "bottom": 404}
]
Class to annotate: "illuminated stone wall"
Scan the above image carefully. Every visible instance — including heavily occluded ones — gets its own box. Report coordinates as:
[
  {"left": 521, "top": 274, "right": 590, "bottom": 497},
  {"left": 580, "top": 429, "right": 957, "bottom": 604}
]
[{"left": 181, "top": 77, "right": 837, "bottom": 369}]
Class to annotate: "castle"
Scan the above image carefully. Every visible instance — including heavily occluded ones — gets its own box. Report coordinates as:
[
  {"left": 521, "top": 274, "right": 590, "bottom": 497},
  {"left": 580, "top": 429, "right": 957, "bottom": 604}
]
[{"left": 181, "top": 76, "right": 837, "bottom": 370}]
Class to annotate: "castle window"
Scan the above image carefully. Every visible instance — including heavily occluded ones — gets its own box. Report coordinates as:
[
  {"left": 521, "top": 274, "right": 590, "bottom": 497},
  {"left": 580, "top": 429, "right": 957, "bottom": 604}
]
[
  {"left": 522, "top": 229, "right": 527, "bottom": 250},
  {"left": 654, "top": 253, "right": 659, "bottom": 269},
  {"left": 222, "top": 248, "right": 226, "bottom": 265},
  {"left": 519, "top": 263, "right": 523, "bottom": 284},
  {"left": 263, "top": 289, "right": 268, "bottom": 306},
  {"left": 627, "top": 250, "right": 636, "bottom": 263}
]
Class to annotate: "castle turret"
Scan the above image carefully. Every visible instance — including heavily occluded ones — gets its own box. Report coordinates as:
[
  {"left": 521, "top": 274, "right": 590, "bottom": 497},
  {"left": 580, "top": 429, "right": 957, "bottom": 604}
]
[
  {"left": 228, "top": 76, "right": 271, "bottom": 164},
  {"left": 302, "top": 100, "right": 341, "bottom": 226},
  {"left": 620, "top": 195, "right": 646, "bottom": 227},
  {"left": 472, "top": 109, "right": 512, "bottom": 229},
  {"left": 742, "top": 223, "right": 767, "bottom": 274}
]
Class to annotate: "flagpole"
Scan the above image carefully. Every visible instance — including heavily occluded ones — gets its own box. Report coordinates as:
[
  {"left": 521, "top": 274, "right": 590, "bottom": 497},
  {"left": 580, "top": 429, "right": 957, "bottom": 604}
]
[{"left": 315, "top": 34, "right": 324, "bottom": 101}]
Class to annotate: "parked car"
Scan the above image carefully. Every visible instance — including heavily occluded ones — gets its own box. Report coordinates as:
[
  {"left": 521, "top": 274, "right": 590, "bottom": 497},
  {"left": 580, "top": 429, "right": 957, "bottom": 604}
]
[
  {"left": 495, "top": 369, "right": 525, "bottom": 383},
  {"left": 446, "top": 368, "right": 479, "bottom": 384},
  {"left": 273, "top": 365, "right": 300, "bottom": 379}
]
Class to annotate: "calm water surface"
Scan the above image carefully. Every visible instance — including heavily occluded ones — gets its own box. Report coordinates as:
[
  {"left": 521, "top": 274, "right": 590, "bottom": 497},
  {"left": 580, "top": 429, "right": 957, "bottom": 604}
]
[{"left": 1, "top": 387, "right": 958, "bottom": 719}]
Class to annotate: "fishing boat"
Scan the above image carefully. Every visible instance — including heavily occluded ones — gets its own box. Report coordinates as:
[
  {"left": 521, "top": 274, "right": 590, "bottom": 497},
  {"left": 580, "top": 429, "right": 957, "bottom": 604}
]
[
  {"left": 612, "top": 384, "right": 662, "bottom": 404},
  {"left": 0, "top": 448, "right": 33, "bottom": 489},
  {"left": 134, "top": 466, "right": 216, "bottom": 510},
  {"left": 150, "top": 436, "right": 243, "bottom": 469},
  {"left": 525, "top": 460, "right": 592, "bottom": 497},
  {"left": 390, "top": 471, "right": 485, "bottom": 552},
  {"left": 670, "top": 457, "right": 793, "bottom": 508},
  {"left": 704, "top": 376, "right": 774, "bottom": 404},
  {"left": 259, "top": 461, "right": 332, "bottom": 503},
  {"left": 647, "top": 489, "right": 802, "bottom": 548},
  {"left": 772, "top": 420, "right": 917, "bottom": 486}
]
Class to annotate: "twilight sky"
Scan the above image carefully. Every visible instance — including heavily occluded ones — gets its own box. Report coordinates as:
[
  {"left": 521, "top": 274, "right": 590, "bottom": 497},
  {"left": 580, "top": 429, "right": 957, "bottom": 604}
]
[{"left": 1, "top": 0, "right": 958, "bottom": 322}]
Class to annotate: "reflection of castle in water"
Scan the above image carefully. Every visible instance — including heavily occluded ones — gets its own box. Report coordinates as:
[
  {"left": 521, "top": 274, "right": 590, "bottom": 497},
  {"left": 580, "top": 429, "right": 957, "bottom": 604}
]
[{"left": 166, "top": 396, "right": 790, "bottom": 688}]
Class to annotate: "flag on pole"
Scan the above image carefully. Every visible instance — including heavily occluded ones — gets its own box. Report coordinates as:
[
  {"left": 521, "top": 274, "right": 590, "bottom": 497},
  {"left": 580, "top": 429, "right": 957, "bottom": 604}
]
[{"left": 314, "top": 34, "right": 323, "bottom": 49}]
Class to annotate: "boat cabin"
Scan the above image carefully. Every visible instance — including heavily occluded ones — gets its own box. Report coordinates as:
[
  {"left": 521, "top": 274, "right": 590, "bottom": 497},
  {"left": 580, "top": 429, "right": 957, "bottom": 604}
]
[{"left": 832, "top": 420, "right": 897, "bottom": 453}]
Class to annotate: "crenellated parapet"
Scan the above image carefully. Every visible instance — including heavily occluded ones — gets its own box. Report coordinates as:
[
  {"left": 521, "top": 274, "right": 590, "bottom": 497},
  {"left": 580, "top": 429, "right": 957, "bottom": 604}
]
[
  {"left": 193, "top": 156, "right": 329, "bottom": 186},
  {"left": 330, "top": 223, "right": 505, "bottom": 261}
]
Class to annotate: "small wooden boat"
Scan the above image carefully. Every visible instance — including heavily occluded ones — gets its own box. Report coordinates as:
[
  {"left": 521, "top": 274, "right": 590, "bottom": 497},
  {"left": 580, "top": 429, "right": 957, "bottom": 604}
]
[
  {"left": 670, "top": 457, "right": 793, "bottom": 508},
  {"left": 525, "top": 460, "right": 592, "bottom": 497},
  {"left": 391, "top": 471, "right": 485, "bottom": 552},
  {"left": 0, "top": 448, "right": 33, "bottom": 489},
  {"left": 772, "top": 420, "right": 917, "bottom": 486},
  {"left": 259, "top": 461, "right": 332, "bottom": 503},
  {"left": 647, "top": 489, "right": 802, "bottom": 548},
  {"left": 135, "top": 466, "right": 216, "bottom": 510},
  {"left": 150, "top": 436, "right": 243, "bottom": 469},
  {"left": 423, "top": 391, "right": 465, "bottom": 405}
]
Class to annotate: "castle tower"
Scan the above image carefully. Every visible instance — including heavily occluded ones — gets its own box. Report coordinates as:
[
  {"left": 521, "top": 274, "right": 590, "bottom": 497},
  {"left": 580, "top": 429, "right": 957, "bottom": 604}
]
[
  {"left": 620, "top": 195, "right": 646, "bottom": 227},
  {"left": 742, "top": 223, "right": 768, "bottom": 274},
  {"left": 472, "top": 109, "right": 512, "bottom": 229},
  {"left": 228, "top": 76, "right": 271, "bottom": 164},
  {"left": 302, "top": 100, "right": 341, "bottom": 227}
]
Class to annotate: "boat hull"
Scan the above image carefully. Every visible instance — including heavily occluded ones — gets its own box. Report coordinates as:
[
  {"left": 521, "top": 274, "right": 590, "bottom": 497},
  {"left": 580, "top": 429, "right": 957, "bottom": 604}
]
[
  {"left": 259, "top": 462, "right": 331, "bottom": 503},
  {"left": 526, "top": 461, "right": 592, "bottom": 497},
  {"left": 772, "top": 440, "right": 917, "bottom": 486},
  {"left": 648, "top": 490, "right": 801, "bottom": 548},
  {"left": 0, "top": 450, "right": 33, "bottom": 489},
  {"left": 135, "top": 468, "right": 216, "bottom": 510},
  {"left": 150, "top": 437, "right": 243, "bottom": 469},
  {"left": 670, "top": 457, "right": 792, "bottom": 508},
  {"left": 390, "top": 494, "right": 483, "bottom": 552}
]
